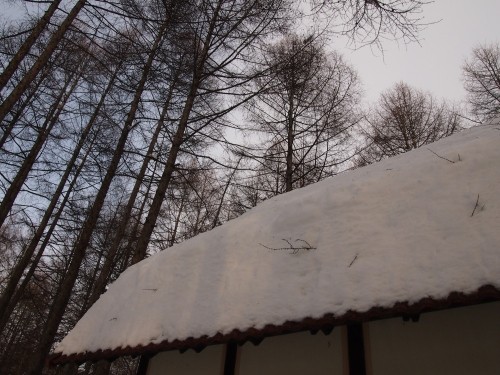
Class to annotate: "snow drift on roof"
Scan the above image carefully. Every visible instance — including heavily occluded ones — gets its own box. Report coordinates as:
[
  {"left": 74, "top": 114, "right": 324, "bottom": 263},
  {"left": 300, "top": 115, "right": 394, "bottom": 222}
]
[{"left": 55, "top": 123, "right": 500, "bottom": 358}]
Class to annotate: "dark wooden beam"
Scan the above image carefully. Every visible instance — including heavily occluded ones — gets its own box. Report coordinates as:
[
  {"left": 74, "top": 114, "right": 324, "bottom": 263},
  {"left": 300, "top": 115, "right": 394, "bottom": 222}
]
[
  {"left": 347, "top": 324, "right": 366, "bottom": 375},
  {"left": 136, "top": 355, "right": 150, "bottom": 375},
  {"left": 223, "top": 343, "right": 238, "bottom": 375}
]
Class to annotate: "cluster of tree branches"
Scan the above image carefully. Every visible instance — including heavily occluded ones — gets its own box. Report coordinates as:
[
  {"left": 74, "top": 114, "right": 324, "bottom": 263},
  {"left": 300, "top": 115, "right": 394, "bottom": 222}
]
[
  {"left": 355, "top": 82, "right": 462, "bottom": 165},
  {"left": 241, "top": 34, "right": 362, "bottom": 195},
  {"left": 1, "top": 1, "right": 498, "bottom": 375},
  {"left": 463, "top": 42, "right": 500, "bottom": 122},
  {"left": 0, "top": 0, "right": 293, "bottom": 373},
  {"left": 353, "top": 42, "right": 500, "bottom": 166}
]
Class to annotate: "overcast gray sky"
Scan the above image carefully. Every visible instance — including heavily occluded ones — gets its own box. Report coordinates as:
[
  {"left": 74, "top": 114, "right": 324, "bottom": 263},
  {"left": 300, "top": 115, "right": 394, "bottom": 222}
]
[{"left": 336, "top": 0, "right": 500, "bottom": 103}]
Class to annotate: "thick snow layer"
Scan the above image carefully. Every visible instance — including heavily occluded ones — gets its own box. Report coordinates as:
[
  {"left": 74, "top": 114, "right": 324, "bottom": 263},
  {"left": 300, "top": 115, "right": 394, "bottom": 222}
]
[{"left": 56, "top": 124, "right": 500, "bottom": 356}]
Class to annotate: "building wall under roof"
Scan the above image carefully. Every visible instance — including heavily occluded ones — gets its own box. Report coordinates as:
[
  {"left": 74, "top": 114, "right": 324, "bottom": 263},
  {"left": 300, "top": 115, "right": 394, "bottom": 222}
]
[
  {"left": 238, "top": 330, "right": 344, "bottom": 375},
  {"left": 146, "top": 302, "right": 500, "bottom": 375},
  {"left": 147, "top": 344, "right": 224, "bottom": 375},
  {"left": 146, "top": 330, "right": 344, "bottom": 375},
  {"left": 366, "top": 301, "right": 500, "bottom": 375}
]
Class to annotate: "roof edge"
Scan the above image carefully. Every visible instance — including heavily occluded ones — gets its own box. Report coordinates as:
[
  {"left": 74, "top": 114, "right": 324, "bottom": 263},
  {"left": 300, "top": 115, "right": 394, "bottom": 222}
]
[{"left": 49, "top": 284, "right": 500, "bottom": 366}]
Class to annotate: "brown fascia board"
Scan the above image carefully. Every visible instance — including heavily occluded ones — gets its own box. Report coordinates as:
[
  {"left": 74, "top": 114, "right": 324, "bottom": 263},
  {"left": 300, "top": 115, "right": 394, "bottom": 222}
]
[{"left": 49, "top": 284, "right": 500, "bottom": 366}]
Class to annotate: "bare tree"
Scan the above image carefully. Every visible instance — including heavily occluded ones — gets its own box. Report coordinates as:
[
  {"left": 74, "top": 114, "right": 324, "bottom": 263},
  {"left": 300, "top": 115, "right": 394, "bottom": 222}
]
[
  {"left": 0, "top": 56, "right": 124, "bottom": 332},
  {"left": 244, "top": 34, "right": 361, "bottom": 193},
  {"left": 26, "top": 15, "right": 170, "bottom": 374},
  {"left": 84, "top": 65, "right": 183, "bottom": 312},
  {"left": 0, "top": 0, "right": 87, "bottom": 123},
  {"left": 0, "top": 0, "right": 63, "bottom": 91},
  {"left": 463, "top": 43, "right": 500, "bottom": 122},
  {"left": 0, "top": 60, "right": 83, "bottom": 229},
  {"left": 356, "top": 82, "right": 461, "bottom": 165},
  {"left": 133, "top": 0, "right": 292, "bottom": 263}
]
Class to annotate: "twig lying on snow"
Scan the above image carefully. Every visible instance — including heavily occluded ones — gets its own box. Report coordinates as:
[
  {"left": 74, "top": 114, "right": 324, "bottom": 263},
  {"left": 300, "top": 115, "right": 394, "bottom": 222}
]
[
  {"left": 470, "top": 194, "right": 485, "bottom": 217},
  {"left": 260, "top": 239, "right": 316, "bottom": 254},
  {"left": 426, "top": 148, "right": 456, "bottom": 163},
  {"left": 348, "top": 254, "right": 358, "bottom": 268}
]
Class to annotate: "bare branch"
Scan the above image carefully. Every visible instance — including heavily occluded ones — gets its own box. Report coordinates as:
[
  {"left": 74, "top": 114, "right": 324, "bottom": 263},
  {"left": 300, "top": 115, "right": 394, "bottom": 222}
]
[{"left": 259, "top": 238, "right": 317, "bottom": 254}]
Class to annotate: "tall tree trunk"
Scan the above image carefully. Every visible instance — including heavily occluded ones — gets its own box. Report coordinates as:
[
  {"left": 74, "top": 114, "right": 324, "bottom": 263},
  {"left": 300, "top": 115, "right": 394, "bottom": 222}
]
[
  {"left": 132, "top": 81, "right": 199, "bottom": 263},
  {"left": 0, "top": 65, "right": 52, "bottom": 150},
  {"left": 85, "top": 74, "right": 179, "bottom": 310},
  {"left": 169, "top": 191, "right": 186, "bottom": 247},
  {"left": 0, "top": 0, "right": 87, "bottom": 124},
  {"left": 212, "top": 158, "right": 241, "bottom": 228},
  {"left": 0, "top": 63, "right": 119, "bottom": 328},
  {"left": 119, "top": 161, "right": 158, "bottom": 272},
  {"left": 132, "top": 0, "right": 222, "bottom": 263},
  {"left": 285, "top": 95, "right": 295, "bottom": 192},
  {"left": 0, "top": 133, "right": 94, "bottom": 334},
  {"left": 0, "top": 306, "right": 28, "bottom": 369},
  {"left": 27, "top": 107, "right": 130, "bottom": 375},
  {"left": 26, "top": 22, "right": 168, "bottom": 375},
  {"left": 0, "top": 0, "right": 62, "bottom": 91},
  {"left": 0, "top": 69, "right": 80, "bottom": 229}
]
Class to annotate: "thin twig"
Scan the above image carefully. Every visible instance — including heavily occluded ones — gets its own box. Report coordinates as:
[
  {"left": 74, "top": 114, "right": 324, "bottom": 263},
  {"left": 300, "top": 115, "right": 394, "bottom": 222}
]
[
  {"left": 471, "top": 194, "right": 480, "bottom": 217},
  {"left": 348, "top": 254, "right": 358, "bottom": 268},
  {"left": 427, "top": 148, "right": 455, "bottom": 163},
  {"left": 295, "top": 239, "right": 314, "bottom": 248},
  {"left": 260, "top": 238, "right": 316, "bottom": 254},
  {"left": 455, "top": 113, "right": 482, "bottom": 125}
]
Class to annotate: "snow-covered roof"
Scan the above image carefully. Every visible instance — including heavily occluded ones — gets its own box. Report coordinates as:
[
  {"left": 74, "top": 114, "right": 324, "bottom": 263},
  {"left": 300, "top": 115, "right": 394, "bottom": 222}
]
[{"left": 53, "top": 123, "right": 500, "bottom": 363}]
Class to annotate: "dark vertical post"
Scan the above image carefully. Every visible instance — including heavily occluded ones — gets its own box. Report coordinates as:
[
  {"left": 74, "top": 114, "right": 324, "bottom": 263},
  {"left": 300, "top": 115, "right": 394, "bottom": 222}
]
[
  {"left": 137, "top": 355, "right": 150, "bottom": 375},
  {"left": 223, "top": 343, "right": 238, "bottom": 375},
  {"left": 347, "top": 323, "right": 366, "bottom": 375}
]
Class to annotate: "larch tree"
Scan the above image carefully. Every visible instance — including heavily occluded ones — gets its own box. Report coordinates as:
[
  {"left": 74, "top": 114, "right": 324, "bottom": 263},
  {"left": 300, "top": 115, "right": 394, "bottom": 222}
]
[
  {"left": 0, "top": 50, "right": 125, "bottom": 333},
  {"left": 132, "top": 0, "right": 293, "bottom": 263},
  {"left": 25, "top": 10, "right": 173, "bottom": 374},
  {"left": 356, "top": 82, "right": 462, "bottom": 166},
  {"left": 243, "top": 34, "right": 361, "bottom": 194},
  {"left": 0, "top": 0, "right": 88, "bottom": 123},
  {"left": 0, "top": 0, "right": 63, "bottom": 91},
  {"left": 463, "top": 43, "right": 500, "bottom": 122}
]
